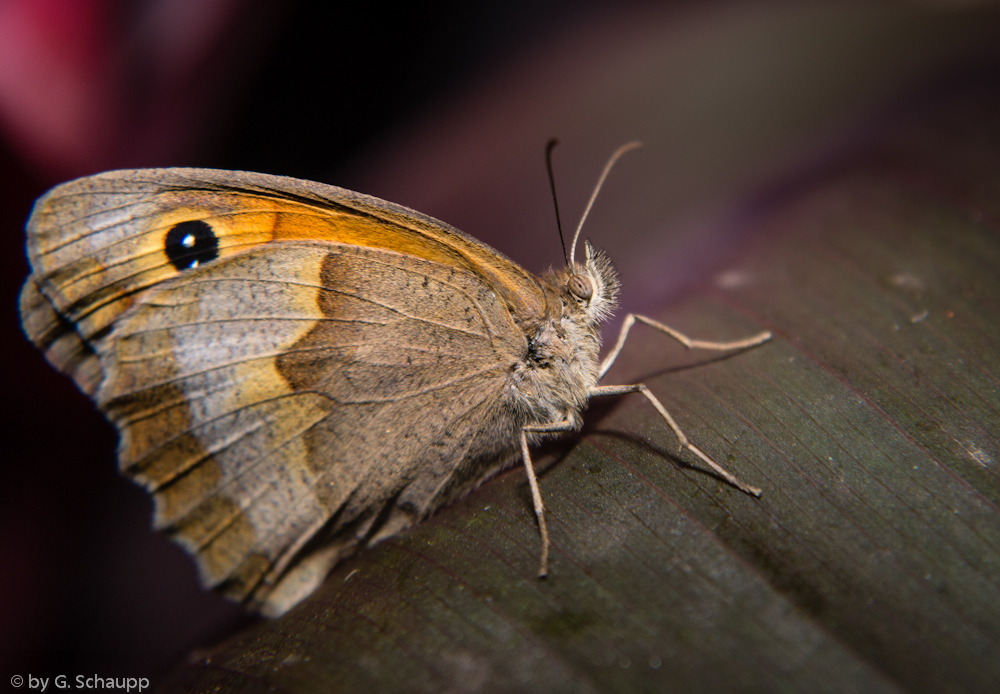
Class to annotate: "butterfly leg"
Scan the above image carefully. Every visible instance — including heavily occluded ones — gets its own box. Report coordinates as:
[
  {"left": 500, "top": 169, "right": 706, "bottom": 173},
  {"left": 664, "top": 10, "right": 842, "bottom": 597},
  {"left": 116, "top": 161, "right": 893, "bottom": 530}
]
[
  {"left": 519, "top": 419, "right": 576, "bottom": 577},
  {"left": 589, "top": 383, "right": 762, "bottom": 497},
  {"left": 599, "top": 313, "right": 771, "bottom": 380}
]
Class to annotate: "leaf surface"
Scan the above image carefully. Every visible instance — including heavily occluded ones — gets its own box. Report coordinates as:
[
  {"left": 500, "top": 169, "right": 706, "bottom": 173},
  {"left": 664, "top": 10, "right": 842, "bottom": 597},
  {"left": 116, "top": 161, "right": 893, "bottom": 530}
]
[{"left": 160, "top": 52, "right": 1000, "bottom": 694}]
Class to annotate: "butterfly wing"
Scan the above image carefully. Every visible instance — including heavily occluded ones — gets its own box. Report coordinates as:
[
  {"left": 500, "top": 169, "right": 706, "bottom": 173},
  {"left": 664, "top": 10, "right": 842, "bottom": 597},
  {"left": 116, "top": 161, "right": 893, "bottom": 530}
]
[
  {"left": 101, "top": 241, "right": 529, "bottom": 613},
  {"left": 20, "top": 169, "right": 545, "bottom": 614},
  {"left": 21, "top": 168, "right": 547, "bottom": 395}
]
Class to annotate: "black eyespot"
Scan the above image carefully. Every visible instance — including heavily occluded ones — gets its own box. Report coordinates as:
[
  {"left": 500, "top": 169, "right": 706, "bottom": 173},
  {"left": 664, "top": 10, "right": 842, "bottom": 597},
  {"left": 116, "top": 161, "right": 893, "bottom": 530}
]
[
  {"left": 568, "top": 273, "right": 593, "bottom": 301},
  {"left": 165, "top": 220, "right": 219, "bottom": 271}
]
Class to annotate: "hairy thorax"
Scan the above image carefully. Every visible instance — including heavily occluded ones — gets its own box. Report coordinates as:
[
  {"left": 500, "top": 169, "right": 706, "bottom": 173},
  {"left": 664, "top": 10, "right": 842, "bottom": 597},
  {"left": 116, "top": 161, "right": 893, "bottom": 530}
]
[{"left": 509, "top": 272, "right": 610, "bottom": 435}]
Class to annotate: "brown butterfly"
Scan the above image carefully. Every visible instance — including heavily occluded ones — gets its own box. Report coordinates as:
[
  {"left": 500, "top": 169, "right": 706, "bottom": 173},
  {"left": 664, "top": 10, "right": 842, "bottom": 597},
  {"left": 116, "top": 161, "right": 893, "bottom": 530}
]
[{"left": 20, "top": 143, "right": 770, "bottom": 616}]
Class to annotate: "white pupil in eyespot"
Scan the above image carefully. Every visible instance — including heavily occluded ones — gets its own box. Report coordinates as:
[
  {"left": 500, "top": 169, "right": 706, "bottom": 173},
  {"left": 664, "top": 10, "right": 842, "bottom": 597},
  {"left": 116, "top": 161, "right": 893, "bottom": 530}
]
[{"left": 182, "top": 234, "right": 196, "bottom": 248}]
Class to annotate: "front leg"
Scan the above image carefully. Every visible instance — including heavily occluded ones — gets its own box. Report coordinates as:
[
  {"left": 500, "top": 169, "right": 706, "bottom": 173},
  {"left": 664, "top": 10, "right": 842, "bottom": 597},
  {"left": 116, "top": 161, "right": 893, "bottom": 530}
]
[
  {"left": 520, "top": 419, "right": 576, "bottom": 577},
  {"left": 599, "top": 313, "right": 771, "bottom": 380}
]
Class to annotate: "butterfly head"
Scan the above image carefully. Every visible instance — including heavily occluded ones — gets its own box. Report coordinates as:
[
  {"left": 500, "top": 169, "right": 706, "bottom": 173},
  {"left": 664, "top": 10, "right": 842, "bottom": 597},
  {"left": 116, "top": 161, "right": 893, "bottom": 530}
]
[{"left": 561, "top": 240, "right": 620, "bottom": 325}]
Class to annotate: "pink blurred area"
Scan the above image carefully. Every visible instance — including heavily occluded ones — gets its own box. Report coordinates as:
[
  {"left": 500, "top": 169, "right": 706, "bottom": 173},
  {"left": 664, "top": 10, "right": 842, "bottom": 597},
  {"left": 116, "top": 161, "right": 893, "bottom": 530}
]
[
  {"left": 0, "top": 0, "right": 112, "bottom": 176},
  {"left": 0, "top": 0, "right": 266, "bottom": 178}
]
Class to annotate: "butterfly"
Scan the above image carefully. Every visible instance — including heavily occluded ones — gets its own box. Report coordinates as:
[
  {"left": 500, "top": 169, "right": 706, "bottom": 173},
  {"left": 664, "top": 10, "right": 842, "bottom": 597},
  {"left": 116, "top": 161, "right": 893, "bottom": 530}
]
[{"left": 20, "top": 143, "right": 770, "bottom": 616}]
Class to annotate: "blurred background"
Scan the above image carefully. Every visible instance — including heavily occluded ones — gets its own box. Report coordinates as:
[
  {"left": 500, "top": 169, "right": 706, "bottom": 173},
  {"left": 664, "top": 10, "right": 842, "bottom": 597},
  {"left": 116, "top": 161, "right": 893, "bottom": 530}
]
[{"left": 2, "top": 0, "right": 998, "bottom": 683}]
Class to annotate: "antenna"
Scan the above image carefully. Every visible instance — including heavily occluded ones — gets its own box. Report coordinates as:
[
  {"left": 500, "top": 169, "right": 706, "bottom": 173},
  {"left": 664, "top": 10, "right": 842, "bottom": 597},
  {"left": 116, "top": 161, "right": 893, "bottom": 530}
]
[
  {"left": 569, "top": 141, "right": 642, "bottom": 265},
  {"left": 545, "top": 138, "right": 568, "bottom": 265}
]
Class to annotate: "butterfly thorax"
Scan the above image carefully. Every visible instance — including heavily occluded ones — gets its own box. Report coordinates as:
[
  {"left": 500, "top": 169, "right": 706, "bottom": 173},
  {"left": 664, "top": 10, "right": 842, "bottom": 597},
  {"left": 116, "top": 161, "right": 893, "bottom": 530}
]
[{"left": 510, "top": 242, "right": 620, "bottom": 436}]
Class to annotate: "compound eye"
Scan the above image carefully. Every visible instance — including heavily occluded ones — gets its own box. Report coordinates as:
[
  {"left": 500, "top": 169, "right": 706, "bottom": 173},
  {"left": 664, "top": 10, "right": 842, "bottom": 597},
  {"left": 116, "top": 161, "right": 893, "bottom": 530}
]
[{"left": 568, "top": 273, "right": 593, "bottom": 301}]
